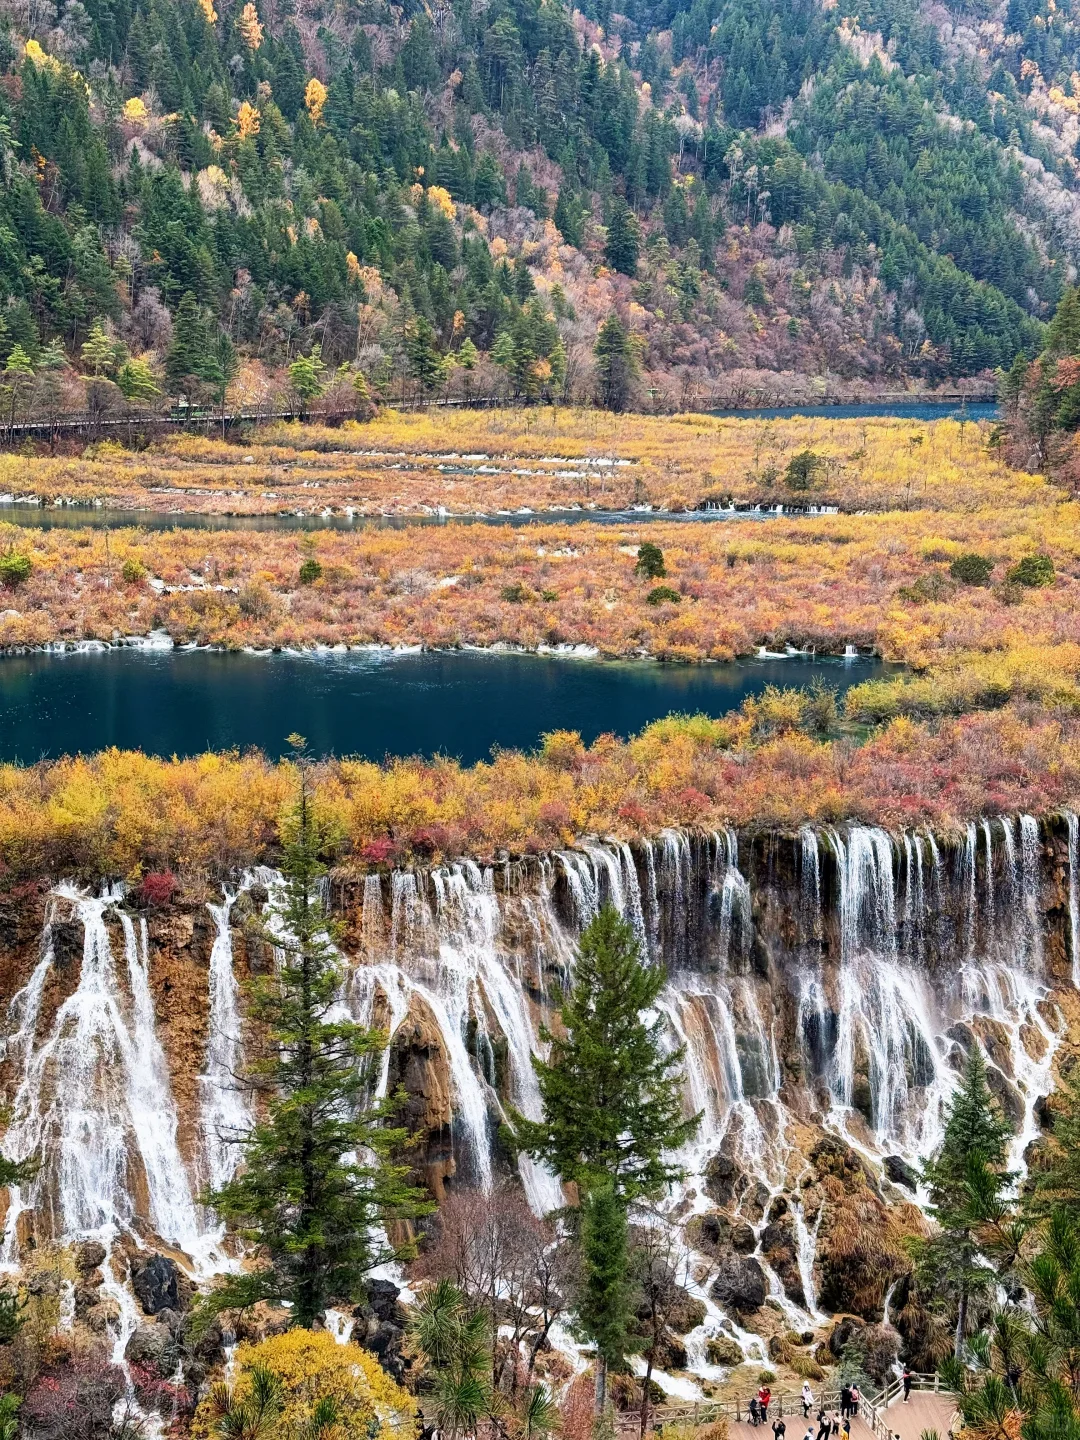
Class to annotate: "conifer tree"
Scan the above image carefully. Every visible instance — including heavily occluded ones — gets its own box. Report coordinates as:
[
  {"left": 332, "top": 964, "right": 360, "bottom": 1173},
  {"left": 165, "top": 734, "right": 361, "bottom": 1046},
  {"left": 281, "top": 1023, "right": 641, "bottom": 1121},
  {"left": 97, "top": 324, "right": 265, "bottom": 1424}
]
[
  {"left": 165, "top": 292, "right": 208, "bottom": 400},
  {"left": 516, "top": 905, "right": 698, "bottom": 1423},
  {"left": 1031, "top": 1061, "right": 1080, "bottom": 1220},
  {"left": 516, "top": 905, "right": 698, "bottom": 1200},
  {"left": 916, "top": 1046, "right": 1012, "bottom": 1356},
  {"left": 578, "top": 1182, "right": 631, "bottom": 1417},
  {"left": 204, "top": 742, "right": 426, "bottom": 1329},
  {"left": 594, "top": 315, "right": 637, "bottom": 412}
]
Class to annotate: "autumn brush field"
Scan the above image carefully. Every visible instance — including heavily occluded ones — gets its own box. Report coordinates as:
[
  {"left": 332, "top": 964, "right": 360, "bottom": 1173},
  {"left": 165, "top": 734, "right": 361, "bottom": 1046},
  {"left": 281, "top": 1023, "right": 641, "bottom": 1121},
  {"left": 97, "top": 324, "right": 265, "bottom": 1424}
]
[
  {"left": 0, "top": 409, "right": 1077, "bottom": 874},
  {"left": 1, "top": 416, "right": 1078, "bottom": 717},
  {"left": 3, "top": 411, "right": 1035, "bottom": 515}
]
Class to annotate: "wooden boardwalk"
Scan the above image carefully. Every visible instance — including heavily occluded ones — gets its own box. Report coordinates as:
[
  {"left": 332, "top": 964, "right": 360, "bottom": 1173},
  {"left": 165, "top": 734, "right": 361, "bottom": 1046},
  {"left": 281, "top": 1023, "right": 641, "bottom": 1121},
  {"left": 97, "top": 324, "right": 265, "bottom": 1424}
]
[{"left": 725, "top": 1391, "right": 958, "bottom": 1440}]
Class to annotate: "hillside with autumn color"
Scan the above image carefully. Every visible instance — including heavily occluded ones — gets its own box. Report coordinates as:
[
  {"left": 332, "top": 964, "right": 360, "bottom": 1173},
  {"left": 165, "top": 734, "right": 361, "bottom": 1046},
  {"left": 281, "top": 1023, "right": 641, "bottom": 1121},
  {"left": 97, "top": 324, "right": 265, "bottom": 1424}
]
[{"left": 5, "top": 0, "right": 1080, "bottom": 413}]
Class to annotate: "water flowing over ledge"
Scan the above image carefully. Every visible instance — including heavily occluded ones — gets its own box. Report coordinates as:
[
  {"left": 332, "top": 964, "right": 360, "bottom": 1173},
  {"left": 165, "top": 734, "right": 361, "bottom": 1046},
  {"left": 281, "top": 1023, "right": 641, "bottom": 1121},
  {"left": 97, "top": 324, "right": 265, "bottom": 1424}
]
[{"left": 0, "top": 814, "right": 1077, "bottom": 1379}]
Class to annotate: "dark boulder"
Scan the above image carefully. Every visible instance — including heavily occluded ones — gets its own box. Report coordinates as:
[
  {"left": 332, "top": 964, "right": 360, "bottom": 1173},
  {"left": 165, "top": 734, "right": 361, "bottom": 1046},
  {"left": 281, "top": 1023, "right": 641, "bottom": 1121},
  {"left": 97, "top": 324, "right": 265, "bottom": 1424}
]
[
  {"left": 354, "top": 1279, "right": 409, "bottom": 1381},
  {"left": 761, "top": 1209, "right": 806, "bottom": 1309},
  {"left": 132, "top": 1254, "right": 187, "bottom": 1316},
  {"left": 125, "top": 1323, "right": 171, "bottom": 1368},
  {"left": 75, "top": 1240, "right": 106, "bottom": 1273},
  {"left": 704, "top": 1154, "right": 738, "bottom": 1207},
  {"left": 52, "top": 917, "right": 83, "bottom": 970},
  {"left": 691, "top": 1211, "right": 755, "bottom": 1256},
  {"left": 883, "top": 1156, "right": 919, "bottom": 1192},
  {"left": 710, "top": 1254, "right": 766, "bottom": 1315}
]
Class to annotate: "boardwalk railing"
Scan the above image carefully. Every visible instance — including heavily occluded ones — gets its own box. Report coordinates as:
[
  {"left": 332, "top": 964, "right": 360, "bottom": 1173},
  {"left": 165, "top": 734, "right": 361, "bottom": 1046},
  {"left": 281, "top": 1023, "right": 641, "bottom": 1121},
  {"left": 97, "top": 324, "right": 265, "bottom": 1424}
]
[{"left": 631, "top": 1372, "right": 955, "bottom": 1436}]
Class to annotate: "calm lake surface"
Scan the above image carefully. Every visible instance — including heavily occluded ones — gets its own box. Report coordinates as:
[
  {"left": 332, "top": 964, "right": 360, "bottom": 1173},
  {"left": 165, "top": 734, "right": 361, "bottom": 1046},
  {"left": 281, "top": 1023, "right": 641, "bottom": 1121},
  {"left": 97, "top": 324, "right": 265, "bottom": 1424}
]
[
  {"left": 711, "top": 401, "right": 999, "bottom": 421},
  {"left": 0, "top": 504, "right": 816, "bottom": 533},
  {"left": 0, "top": 649, "right": 888, "bottom": 764}
]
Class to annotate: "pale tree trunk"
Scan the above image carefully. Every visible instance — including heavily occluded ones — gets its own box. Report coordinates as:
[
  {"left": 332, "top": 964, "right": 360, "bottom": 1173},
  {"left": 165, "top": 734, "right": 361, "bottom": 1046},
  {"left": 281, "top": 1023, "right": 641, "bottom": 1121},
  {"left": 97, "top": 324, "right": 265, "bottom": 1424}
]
[{"left": 594, "top": 1353, "right": 608, "bottom": 1426}]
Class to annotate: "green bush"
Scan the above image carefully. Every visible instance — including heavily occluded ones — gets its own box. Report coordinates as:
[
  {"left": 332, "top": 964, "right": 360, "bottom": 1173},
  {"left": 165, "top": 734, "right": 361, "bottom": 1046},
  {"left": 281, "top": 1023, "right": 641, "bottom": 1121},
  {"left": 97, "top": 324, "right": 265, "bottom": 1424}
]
[
  {"left": 500, "top": 582, "right": 527, "bottom": 603},
  {"left": 646, "top": 585, "right": 680, "bottom": 605},
  {"left": 0, "top": 553, "right": 32, "bottom": 588},
  {"left": 783, "top": 449, "right": 824, "bottom": 490},
  {"left": 1007, "top": 553, "right": 1055, "bottom": 587},
  {"left": 949, "top": 552, "right": 994, "bottom": 585},
  {"left": 298, "top": 558, "right": 322, "bottom": 585},
  {"left": 121, "top": 558, "right": 146, "bottom": 584},
  {"left": 635, "top": 542, "right": 666, "bottom": 579}
]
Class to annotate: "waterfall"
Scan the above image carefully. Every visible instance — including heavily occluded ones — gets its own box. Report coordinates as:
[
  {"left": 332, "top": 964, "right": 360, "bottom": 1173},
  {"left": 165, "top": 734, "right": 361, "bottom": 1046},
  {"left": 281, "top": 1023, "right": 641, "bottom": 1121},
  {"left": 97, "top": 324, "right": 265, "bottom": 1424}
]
[
  {"left": 0, "top": 887, "right": 200, "bottom": 1252},
  {"left": 116, "top": 912, "right": 201, "bottom": 1253},
  {"left": 800, "top": 826, "right": 821, "bottom": 946},
  {"left": 0, "top": 811, "right": 1073, "bottom": 1377},
  {"left": 199, "top": 883, "right": 255, "bottom": 1199},
  {"left": 1020, "top": 815, "right": 1043, "bottom": 969}
]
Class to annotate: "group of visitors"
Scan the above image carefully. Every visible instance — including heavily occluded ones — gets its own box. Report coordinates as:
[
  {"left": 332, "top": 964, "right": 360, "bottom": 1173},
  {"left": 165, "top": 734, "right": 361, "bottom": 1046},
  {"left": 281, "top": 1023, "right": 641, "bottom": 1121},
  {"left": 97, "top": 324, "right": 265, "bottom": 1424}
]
[
  {"left": 746, "top": 1367, "right": 924, "bottom": 1437},
  {"left": 746, "top": 1381, "right": 860, "bottom": 1434},
  {"left": 839, "top": 1384, "right": 861, "bottom": 1418}
]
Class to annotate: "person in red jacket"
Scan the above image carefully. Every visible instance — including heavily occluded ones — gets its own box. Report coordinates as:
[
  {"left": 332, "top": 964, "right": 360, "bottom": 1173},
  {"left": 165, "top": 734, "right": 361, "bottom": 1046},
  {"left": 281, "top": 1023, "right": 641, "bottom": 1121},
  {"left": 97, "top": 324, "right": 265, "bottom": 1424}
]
[{"left": 758, "top": 1386, "right": 772, "bottom": 1423}]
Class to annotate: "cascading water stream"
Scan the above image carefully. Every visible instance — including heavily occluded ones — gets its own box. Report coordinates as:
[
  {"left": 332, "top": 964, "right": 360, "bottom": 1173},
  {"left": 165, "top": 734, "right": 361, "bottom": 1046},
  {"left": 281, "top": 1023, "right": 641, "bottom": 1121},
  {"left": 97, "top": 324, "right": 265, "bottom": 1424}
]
[{"left": 0, "top": 812, "right": 1075, "bottom": 1393}]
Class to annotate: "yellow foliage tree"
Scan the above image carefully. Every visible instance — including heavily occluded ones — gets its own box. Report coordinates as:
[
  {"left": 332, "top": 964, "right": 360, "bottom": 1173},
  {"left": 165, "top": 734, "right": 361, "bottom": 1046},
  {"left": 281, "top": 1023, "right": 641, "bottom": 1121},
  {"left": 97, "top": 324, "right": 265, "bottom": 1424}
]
[
  {"left": 198, "top": 0, "right": 217, "bottom": 23},
  {"left": 193, "top": 1330, "right": 417, "bottom": 1440},
  {"left": 236, "top": 0, "right": 264, "bottom": 48},
  {"left": 236, "top": 100, "right": 261, "bottom": 138},
  {"left": 426, "top": 184, "right": 455, "bottom": 220},
  {"left": 305, "top": 77, "right": 328, "bottom": 125},
  {"left": 24, "top": 39, "right": 62, "bottom": 73},
  {"left": 346, "top": 252, "right": 362, "bottom": 284},
  {"left": 122, "top": 96, "right": 148, "bottom": 123}
]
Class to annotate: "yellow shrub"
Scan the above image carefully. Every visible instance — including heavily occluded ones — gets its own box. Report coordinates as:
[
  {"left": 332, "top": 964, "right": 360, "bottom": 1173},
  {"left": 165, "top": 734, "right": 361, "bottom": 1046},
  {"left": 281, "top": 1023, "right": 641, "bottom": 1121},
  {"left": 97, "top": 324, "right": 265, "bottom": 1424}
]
[{"left": 193, "top": 1329, "right": 417, "bottom": 1440}]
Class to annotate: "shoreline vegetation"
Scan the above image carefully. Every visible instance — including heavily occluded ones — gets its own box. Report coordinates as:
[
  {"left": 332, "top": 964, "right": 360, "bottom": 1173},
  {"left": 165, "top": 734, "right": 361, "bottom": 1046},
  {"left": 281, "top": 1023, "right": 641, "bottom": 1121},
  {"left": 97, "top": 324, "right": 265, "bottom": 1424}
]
[
  {"left": 0, "top": 703, "right": 1078, "bottom": 882},
  {"left": 0, "top": 416, "right": 1075, "bottom": 719}
]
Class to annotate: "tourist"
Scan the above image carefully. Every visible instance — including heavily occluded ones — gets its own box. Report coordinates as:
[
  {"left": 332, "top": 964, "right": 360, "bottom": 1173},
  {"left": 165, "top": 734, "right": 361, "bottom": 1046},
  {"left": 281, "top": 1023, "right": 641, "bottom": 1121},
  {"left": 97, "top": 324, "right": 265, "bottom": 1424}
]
[
  {"left": 842, "top": 1419, "right": 851, "bottom": 1440},
  {"left": 802, "top": 1382, "right": 814, "bottom": 1418},
  {"left": 816, "top": 1408, "right": 829, "bottom": 1440},
  {"left": 831, "top": 1413, "right": 840, "bottom": 1437},
  {"left": 759, "top": 1385, "right": 772, "bottom": 1423},
  {"left": 903, "top": 1367, "right": 912, "bottom": 1403},
  {"left": 850, "top": 1385, "right": 861, "bottom": 1417},
  {"left": 772, "top": 1416, "right": 786, "bottom": 1440},
  {"left": 840, "top": 1385, "right": 851, "bottom": 1419},
  {"left": 749, "top": 1397, "right": 761, "bottom": 1427}
]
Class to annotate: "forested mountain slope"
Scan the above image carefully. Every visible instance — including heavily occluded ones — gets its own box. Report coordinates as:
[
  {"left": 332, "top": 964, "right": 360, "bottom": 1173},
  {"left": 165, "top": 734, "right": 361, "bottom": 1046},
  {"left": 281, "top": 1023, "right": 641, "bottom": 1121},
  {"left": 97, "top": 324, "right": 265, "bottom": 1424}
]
[{"left": 1, "top": 0, "right": 1080, "bottom": 407}]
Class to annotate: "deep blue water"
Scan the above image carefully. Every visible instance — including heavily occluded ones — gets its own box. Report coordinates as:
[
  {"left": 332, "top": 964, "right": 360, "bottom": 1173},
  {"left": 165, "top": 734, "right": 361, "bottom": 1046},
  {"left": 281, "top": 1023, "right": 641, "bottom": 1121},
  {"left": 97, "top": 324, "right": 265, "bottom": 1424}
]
[
  {"left": 0, "top": 504, "right": 802, "bottom": 532},
  {"left": 0, "top": 649, "right": 888, "bottom": 765},
  {"left": 710, "top": 401, "right": 999, "bottom": 421}
]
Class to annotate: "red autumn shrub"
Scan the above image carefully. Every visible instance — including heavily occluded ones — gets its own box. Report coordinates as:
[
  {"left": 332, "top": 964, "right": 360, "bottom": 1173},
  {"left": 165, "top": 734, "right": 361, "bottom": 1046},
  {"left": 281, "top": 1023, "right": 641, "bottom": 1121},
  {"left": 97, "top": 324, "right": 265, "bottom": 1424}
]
[
  {"left": 359, "top": 837, "right": 398, "bottom": 865},
  {"left": 139, "top": 871, "right": 177, "bottom": 907}
]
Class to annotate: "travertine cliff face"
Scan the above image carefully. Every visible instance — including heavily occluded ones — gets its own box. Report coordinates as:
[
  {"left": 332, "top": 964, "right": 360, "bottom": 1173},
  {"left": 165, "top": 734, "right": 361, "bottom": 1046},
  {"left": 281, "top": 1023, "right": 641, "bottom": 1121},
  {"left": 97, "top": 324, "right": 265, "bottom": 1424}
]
[{"left": 0, "top": 817, "right": 1077, "bottom": 1380}]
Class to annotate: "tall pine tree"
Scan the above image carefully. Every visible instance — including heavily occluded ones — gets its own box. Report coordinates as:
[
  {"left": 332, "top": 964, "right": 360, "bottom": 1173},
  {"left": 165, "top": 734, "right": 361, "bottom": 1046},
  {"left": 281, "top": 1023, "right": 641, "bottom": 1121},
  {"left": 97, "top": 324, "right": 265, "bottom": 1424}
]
[
  {"left": 516, "top": 905, "right": 698, "bottom": 1421},
  {"left": 204, "top": 743, "right": 427, "bottom": 1328},
  {"left": 917, "top": 1045, "right": 1012, "bottom": 1356}
]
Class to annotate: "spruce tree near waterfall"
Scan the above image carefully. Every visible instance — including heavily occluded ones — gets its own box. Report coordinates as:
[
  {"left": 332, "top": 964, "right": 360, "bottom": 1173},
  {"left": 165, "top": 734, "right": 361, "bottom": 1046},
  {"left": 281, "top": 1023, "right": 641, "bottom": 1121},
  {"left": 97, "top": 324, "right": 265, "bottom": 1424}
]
[
  {"left": 200, "top": 739, "right": 428, "bottom": 1329},
  {"left": 915, "top": 1045, "right": 1012, "bottom": 1357},
  {"left": 514, "top": 903, "right": 700, "bottom": 1422}
]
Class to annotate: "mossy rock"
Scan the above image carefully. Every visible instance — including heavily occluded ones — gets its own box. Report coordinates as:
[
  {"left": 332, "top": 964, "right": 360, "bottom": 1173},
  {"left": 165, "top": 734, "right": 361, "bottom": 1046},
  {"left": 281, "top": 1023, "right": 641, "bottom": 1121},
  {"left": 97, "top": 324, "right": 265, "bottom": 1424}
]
[{"left": 706, "top": 1336, "right": 744, "bottom": 1366}]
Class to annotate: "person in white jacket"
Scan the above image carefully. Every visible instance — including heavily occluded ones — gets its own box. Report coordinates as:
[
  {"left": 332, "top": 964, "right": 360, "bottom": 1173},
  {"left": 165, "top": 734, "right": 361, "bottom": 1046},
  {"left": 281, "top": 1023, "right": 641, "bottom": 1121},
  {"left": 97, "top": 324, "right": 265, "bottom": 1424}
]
[{"left": 802, "top": 1383, "right": 815, "bottom": 1419}]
